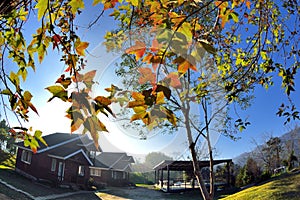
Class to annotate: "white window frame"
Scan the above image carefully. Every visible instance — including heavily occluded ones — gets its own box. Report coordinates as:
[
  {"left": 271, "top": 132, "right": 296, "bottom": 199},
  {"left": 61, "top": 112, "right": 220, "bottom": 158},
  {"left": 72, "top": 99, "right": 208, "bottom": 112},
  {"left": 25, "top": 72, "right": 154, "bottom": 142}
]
[
  {"left": 90, "top": 168, "right": 101, "bottom": 177},
  {"left": 21, "top": 150, "right": 32, "bottom": 164},
  {"left": 51, "top": 158, "right": 57, "bottom": 172},
  {"left": 78, "top": 165, "right": 85, "bottom": 176}
]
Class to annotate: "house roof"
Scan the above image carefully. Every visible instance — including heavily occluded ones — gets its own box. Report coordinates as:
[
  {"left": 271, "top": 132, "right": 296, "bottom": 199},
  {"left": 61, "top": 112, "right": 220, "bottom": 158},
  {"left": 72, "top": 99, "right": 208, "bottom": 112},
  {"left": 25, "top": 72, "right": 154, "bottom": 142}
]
[
  {"left": 15, "top": 132, "right": 101, "bottom": 153},
  {"left": 94, "top": 152, "right": 134, "bottom": 172}
]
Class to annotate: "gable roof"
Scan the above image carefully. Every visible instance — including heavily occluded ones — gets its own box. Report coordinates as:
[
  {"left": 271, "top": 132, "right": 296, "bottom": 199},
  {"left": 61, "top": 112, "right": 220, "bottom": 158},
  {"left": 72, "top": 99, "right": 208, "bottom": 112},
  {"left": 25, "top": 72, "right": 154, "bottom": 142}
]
[
  {"left": 95, "top": 152, "right": 135, "bottom": 172},
  {"left": 48, "top": 148, "right": 94, "bottom": 166},
  {"left": 15, "top": 132, "right": 101, "bottom": 153}
]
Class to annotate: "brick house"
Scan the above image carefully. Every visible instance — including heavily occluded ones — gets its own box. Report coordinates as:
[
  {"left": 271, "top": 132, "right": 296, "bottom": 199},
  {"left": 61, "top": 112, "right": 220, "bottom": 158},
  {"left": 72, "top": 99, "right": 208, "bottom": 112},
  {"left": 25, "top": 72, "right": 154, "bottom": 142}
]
[{"left": 15, "top": 133, "right": 134, "bottom": 188}]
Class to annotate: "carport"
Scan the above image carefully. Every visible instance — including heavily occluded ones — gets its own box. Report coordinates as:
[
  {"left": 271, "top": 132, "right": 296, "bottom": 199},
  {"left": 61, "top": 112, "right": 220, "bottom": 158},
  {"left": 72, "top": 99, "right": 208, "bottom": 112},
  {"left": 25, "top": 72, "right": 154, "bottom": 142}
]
[{"left": 153, "top": 159, "right": 232, "bottom": 192}]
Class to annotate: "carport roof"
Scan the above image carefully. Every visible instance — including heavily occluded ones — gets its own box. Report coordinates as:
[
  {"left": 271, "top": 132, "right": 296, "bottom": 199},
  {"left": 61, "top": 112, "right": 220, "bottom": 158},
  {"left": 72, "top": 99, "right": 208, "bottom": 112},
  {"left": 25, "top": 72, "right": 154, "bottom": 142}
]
[{"left": 153, "top": 159, "right": 232, "bottom": 171}]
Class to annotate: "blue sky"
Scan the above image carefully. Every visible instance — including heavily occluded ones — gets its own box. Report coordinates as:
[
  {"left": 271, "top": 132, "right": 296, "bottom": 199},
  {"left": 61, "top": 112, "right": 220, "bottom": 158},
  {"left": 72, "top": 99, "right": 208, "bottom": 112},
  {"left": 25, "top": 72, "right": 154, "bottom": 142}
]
[{"left": 3, "top": 1, "right": 299, "bottom": 161}]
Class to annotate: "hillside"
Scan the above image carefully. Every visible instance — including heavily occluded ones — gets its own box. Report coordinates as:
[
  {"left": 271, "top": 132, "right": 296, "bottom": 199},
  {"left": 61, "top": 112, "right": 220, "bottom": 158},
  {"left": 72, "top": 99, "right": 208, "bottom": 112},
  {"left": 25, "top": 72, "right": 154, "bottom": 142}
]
[
  {"left": 220, "top": 171, "right": 300, "bottom": 200},
  {"left": 233, "top": 127, "right": 300, "bottom": 166}
]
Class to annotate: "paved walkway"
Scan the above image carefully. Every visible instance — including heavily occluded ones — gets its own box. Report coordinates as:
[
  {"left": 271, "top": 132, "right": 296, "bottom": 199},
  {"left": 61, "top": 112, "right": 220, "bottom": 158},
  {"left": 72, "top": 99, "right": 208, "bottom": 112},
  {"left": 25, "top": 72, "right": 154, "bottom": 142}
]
[{"left": 0, "top": 178, "right": 91, "bottom": 200}]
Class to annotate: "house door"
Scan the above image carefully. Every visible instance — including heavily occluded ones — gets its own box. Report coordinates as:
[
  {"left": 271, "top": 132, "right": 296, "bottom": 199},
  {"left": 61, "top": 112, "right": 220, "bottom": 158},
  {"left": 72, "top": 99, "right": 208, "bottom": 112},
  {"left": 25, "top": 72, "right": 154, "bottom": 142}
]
[{"left": 58, "top": 162, "right": 65, "bottom": 181}]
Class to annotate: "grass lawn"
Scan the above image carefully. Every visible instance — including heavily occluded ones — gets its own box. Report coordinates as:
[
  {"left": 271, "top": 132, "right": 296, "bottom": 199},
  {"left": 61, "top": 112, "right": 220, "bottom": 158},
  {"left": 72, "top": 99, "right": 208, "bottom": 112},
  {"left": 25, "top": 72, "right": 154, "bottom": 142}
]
[
  {"left": 0, "top": 168, "right": 75, "bottom": 197},
  {"left": 220, "top": 172, "right": 300, "bottom": 200}
]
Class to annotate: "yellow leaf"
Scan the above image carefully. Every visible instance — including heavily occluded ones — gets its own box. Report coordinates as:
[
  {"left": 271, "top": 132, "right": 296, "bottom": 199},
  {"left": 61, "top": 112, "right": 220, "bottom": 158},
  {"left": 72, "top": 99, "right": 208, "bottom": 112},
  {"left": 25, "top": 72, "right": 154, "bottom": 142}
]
[
  {"left": 130, "top": 112, "right": 147, "bottom": 122},
  {"left": 35, "top": 0, "right": 48, "bottom": 21},
  {"left": 127, "top": 0, "right": 139, "bottom": 6},
  {"left": 93, "top": 0, "right": 102, "bottom": 6},
  {"left": 133, "top": 106, "right": 147, "bottom": 113},
  {"left": 68, "top": 0, "right": 85, "bottom": 14},
  {"left": 75, "top": 39, "right": 89, "bottom": 56},
  {"left": 156, "top": 91, "right": 165, "bottom": 104}
]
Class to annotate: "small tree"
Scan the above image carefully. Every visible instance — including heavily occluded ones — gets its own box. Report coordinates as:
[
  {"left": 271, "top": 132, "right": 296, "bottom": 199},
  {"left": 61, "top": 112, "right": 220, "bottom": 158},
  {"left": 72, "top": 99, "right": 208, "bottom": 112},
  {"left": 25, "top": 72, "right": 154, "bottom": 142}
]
[{"left": 236, "top": 157, "right": 260, "bottom": 187}]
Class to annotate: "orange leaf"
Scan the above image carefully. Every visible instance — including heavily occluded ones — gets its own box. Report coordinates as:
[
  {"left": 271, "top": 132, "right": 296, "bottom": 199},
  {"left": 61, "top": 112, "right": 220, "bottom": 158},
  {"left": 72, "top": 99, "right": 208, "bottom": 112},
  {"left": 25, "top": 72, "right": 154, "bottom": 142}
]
[
  {"left": 132, "top": 91, "right": 145, "bottom": 101},
  {"left": 246, "top": 1, "right": 251, "bottom": 9},
  {"left": 150, "top": 38, "right": 160, "bottom": 52},
  {"left": 165, "top": 72, "right": 181, "bottom": 88},
  {"left": 138, "top": 67, "right": 156, "bottom": 85},
  {"left": 28, "top": 102, "right": 39, "bottom": 115},
  {"left": 71, "top": 118, "right": 84, "bottom": 132},
  {"left": 128, "top": 101, "right": 145, "bottom": 108},
  {"left": 103, "top": 0, "right": 118, "bottom": 10},
  {"left": 94, "top": 96, "right": 111, "bottom": 106},
  {"left": 83, "top": 70, "right": 96, "bottom": 82},
  {"left": 125, "top": 41, "right": 146, "bottom": 60},
  {"left": 174, "top": 57, "right": 197, "bottom": 74}
]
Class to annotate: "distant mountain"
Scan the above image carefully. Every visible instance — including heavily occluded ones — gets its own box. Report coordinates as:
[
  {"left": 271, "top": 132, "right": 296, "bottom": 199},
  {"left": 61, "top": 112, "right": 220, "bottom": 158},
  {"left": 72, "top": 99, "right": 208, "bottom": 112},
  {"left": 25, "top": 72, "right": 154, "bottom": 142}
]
[{"left": 233, "top": 127, "right": 300, "bottom": 166}]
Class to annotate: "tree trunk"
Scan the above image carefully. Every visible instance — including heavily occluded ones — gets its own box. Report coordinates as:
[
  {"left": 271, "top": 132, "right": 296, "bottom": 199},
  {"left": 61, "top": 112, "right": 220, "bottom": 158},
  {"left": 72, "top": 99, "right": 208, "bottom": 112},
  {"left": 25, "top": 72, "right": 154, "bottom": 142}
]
[{"left": 183, "top": 104, "right": 213, "bottom": 200}]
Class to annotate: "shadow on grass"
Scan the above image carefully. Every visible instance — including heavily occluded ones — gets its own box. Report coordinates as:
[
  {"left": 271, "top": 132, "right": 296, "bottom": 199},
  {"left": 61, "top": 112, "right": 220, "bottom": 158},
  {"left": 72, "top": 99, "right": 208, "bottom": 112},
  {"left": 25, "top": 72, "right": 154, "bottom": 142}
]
[
  {"left": 95, "top": 185, "right": 240, "bottom": 200},
  {"left": 0, "top": 169, "right": 74, "bottom": 197}
]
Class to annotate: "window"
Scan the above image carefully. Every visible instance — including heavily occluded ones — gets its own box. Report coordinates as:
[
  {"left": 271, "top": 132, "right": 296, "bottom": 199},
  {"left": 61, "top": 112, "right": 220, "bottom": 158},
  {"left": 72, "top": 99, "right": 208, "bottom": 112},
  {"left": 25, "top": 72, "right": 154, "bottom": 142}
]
[
  {"left": 21, "top": 150, "right": 32, "bottom": 164},
  {"left": 123, "top": 172, "right": 127, "bottom": 179},
  {"left": 112, "top": 171, "right": 118, "bottom": 179},
  {"left": 90, "top": 168, "right": 101, "bottom": 177},
  {"left": 51, "top": 159, "right": 56, "bottom": 172},
  {"left": 78, "top": 165, "right": 85, "bottom": 176}
]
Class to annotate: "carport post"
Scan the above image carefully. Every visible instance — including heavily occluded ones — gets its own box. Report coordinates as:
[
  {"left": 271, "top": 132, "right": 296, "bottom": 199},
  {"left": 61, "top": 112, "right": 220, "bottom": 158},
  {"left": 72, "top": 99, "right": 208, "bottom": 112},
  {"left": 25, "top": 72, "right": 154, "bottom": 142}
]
[
  {"left": 167, "top": 165, "right": 170, "bottom": 192},
  {"left": 160, "top": 169, "right": 163, "bottom": 188}
]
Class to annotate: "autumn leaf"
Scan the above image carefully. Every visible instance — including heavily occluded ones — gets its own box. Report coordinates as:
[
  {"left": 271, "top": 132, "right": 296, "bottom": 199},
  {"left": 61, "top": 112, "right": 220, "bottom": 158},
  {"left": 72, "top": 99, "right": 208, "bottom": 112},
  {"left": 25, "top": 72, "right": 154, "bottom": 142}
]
[
  {"left": 34, "top": 130, "right": 47, "bottom": 147},
  {"left": 23, "top": 91, "right": 32, "bottom": 103},
  {"left": 75, "top": 38, "right": 89, "bottom": 56},
  {"left": 174, "top": 56, "right": 197, "bottom": 74},
  {"left": 92, "top": 0, "right": 101, "bottom": 6},
  {"left": 94, "top": 96, "right": 111, "bottom": 106},
  {"left": 35, "top": 0, "right": 48, "bottom": 21},
  {"left": 45, "top": 85, "right": 68, "bottom": 102},
  {"left": 131, "top": 112, "right": 148, "bottom": 123},
  {"left": 246, "top": 1, "right": 251, "bottom": 9},
  {"left": 138, "top": 67, "right": 156, "bottom": 85},
  {"left": 102, "top": 0, "right": 119, "bottom": 10},
  {"left": 156, "top": 91, "right": 165, "bottom": 104},
  {"left": 56, "top": 75, "right": 72, "bottom": 89},
  {"left": 71, "top": 118, "right": 84, "bottom": 133},
  {"left": 125, "top": 41, "right": 146, "bottom": 60},
  {"left": 132, "top": 91, "right": 145, "bottom": 101},
  {"left": 68, "top": 0, "right": 85, "bottom": 14},
  {"left": 164, "top": 72, "right": 181, "bottom": 88},
  {"left": 162, "top": 107, "right": 177, "bottom": 126},
  {"left": 125, "top": 0, "right": 139, "bottom": 6},
  {"left": 156, "top": 85, "right": 171, "bottom": 100},
  {"left": 199, "top": 39, "right": 217, "bottom": 55}
]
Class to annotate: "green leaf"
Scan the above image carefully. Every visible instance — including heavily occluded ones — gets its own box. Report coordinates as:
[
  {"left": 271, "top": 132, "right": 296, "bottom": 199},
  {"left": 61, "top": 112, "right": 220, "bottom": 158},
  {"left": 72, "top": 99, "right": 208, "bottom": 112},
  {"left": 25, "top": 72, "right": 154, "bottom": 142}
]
[
  {"left": 45, "top": 85, "right": 68, "bottom": 102},
  {"left": 23, "top": 91, "right": 33, "bottom": 103},
  {"left": 230, "top": 12, "right": 239, "bottom": 23},
  {"left": 34, "top": 130, "right": 42, "bottom": 138},
  {"left": 199, "top": 40, "right": 217, "bottom": 54},
  {"left": 68, "top": 0, "right": 85, "bottom": 14},
  {"left": 0, "top": 89, "right": 12, "bottom": 95},
  {"left": 128, "top": 0, "right": 139, "bottom": 6},
  {"left": 178, "top": 22, "right": 193, "bottom": 43},
  {"left": 93, "top": 0, "right": 101, "bottom": 6},
  {"left": 9, "top": 72, "right": 20, "bottom": 87},
  {"left": 24, "top": 139, "right": 30, "bottom": 147},
  {"left": 35, "top": 0, "right": 48, "bottom": 21}
]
